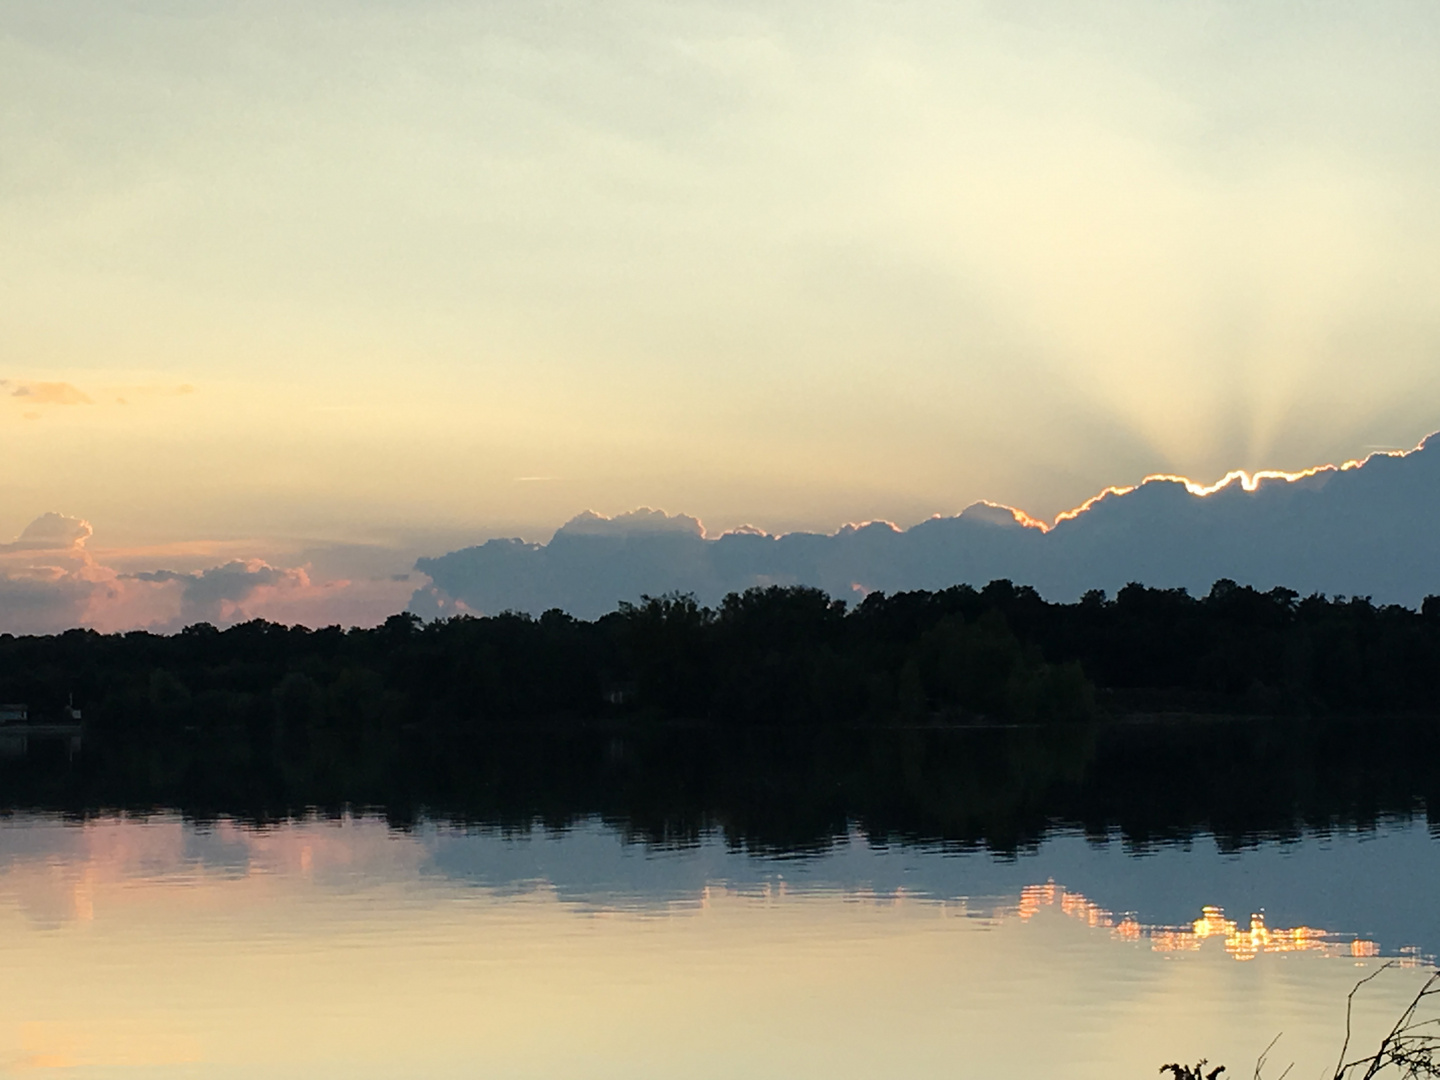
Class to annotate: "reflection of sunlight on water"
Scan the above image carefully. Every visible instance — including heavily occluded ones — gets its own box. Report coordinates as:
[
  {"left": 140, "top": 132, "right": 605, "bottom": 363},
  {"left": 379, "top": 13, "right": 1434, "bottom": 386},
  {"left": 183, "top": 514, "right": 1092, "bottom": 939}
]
[{"left": 1011, "top": 881, "right": 1417, "bottom": 965}]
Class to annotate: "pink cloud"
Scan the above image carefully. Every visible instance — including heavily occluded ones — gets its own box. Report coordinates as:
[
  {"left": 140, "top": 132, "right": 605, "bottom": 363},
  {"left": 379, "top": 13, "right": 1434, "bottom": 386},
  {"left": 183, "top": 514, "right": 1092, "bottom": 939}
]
[{"left": 0, "top": 515, "right": 412, "bottom": 634}]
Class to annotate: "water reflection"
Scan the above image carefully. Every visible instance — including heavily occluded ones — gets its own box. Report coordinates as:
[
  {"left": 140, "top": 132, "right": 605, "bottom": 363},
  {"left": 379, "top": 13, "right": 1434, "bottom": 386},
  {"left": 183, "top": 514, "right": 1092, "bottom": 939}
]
[
  {"left": 1013, "top": 883, "right": 1381, "bottom": 963},
  {"left": 0, "top": 812, "right": 1436, "bottom": 1080},
  {"left": 5, "top": 812, "right": 1439, "bottom": 955},
  {"left": 3, "top": 719, "right": 1439, "bottom": 1077},
  {"left": 4, "top": 717, "right": 1439, "bottom": 850}
]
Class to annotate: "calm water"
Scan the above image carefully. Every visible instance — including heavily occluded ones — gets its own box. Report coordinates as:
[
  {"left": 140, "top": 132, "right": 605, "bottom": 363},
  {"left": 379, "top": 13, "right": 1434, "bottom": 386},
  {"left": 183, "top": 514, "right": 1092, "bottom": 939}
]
[{"left": 2, "top": 720, "right": 1438, "bottom": 1078}]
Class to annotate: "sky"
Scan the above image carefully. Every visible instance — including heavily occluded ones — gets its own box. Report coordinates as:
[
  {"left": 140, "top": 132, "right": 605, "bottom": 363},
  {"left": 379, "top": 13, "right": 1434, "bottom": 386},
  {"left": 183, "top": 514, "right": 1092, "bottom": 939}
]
[{"left": 4, "top": 0, "right": 1440, "bottom": 627}]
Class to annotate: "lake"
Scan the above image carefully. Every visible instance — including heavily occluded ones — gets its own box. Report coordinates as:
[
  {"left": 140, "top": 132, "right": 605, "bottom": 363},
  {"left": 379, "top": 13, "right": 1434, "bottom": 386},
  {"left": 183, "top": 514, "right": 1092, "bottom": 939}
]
[{"left": 1, "top": 718, "right": 1437, "bottom": 1078}]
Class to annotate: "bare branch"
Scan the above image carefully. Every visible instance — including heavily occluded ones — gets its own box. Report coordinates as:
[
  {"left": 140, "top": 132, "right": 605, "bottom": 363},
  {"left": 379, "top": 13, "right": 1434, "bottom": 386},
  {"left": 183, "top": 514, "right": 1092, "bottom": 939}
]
[
  {"left": 1331, "top": 966, "right": 1440, "bottom": 1080},
  {"left": 1335, "top": 962, "right": 1399, "bottom": 1079},
  {"left": 1254, "top": 1033, "right": 1283, "bottom": 1080},
  {"left": 1183, "top": 963, "right": 1440, "bottom": 1080}
]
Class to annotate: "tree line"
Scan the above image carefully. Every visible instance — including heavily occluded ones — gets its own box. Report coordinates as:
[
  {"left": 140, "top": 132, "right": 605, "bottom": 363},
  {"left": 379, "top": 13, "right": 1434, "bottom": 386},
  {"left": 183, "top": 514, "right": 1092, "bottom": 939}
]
[{"left": 2, "top": 578, "right": 1439, "bottom": 733}]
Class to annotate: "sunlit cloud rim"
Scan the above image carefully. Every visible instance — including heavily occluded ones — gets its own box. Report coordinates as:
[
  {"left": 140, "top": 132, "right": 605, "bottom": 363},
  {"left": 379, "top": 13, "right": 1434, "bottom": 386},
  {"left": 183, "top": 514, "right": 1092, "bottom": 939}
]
[
  {"left": 1044, "top": 436, "right": 1433, "bottom": 531},
  {"left": 573, "top": 432, "right": 1438, "bottom": 542}
]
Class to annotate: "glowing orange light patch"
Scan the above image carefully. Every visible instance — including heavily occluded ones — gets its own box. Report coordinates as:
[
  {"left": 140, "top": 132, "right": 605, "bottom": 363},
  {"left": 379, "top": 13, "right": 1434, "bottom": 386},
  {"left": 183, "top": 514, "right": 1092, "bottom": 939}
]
[{"left": 1013, "top": 883, "right": 1370, "bottom": 963}]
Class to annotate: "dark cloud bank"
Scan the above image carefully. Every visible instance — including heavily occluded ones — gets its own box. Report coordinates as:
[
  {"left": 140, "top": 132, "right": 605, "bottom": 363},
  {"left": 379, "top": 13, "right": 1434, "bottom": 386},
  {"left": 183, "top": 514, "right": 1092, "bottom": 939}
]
[{"left": 412, "top": 435, "right": 1440, "bottom": 619}]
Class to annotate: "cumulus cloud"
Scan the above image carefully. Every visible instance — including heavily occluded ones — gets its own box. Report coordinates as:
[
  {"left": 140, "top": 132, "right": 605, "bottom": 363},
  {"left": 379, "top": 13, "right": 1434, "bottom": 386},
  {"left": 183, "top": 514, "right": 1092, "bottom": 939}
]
[
  {"left": 0, "top": 515, "right": 410, "bottom": 634},
  {"left": 129, "top": 561, "right": 308, "bottom": 626},
  {"left": 413, "top": 508, "right": 717, "bottom": 618},
  {"left": 0, "top": 512, "right": 94, "bottom": 552},
  {"left": 0, "top": 513, "right": 97, "bottom": 580},
  {"left": 554, "top": 508, "right": 706, "bottom": 538},
  {"left": 0, "top": 514, "right": 106, "bottom": 632},
  {"left": 0, "top": 574, "right": 97, "bottom": 635},
  {"left": 413, "top": 433, "right": 1440, "bottom": 618},
  {"left": 9, "top": 433, "right": 1440, "bottom": 635}
]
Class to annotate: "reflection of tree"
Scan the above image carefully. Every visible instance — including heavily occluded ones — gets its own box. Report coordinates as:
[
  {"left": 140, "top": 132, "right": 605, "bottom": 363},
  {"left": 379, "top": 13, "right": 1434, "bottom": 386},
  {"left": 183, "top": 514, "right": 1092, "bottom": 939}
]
[{"left": 4, "top": 717, "right": 1439, "bottom": 858}]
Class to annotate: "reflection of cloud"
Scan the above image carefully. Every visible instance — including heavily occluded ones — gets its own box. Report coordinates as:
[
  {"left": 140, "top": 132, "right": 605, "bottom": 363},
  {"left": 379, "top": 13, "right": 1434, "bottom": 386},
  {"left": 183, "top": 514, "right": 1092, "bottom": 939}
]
[
  {"left": 0, "top": 515, "right": 411, "bottom": 634},
  {"left": 2, "top": 816, "right": 1419, "bottom": 971},
  {"left": 0, "top": 816, "right": 430, "bottom": 926}
]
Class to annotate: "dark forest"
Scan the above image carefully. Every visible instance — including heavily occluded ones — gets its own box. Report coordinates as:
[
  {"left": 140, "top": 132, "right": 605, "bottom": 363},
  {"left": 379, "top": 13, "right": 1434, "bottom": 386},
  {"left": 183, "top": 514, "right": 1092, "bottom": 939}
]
[{"left": 4, "top": 578, "right": 1440, "bottom": 732}]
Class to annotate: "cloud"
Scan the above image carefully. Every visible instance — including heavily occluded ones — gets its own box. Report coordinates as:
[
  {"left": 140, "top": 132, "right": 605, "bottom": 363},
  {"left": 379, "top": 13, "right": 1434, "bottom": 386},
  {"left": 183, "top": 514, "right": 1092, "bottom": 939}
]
[
  {"left": 0, "top": 574, "right": 97, "bottom": 635},
  {"left": 7, "top": 431, "right": 1439, "bottom": 635},
  {"left": 0, "top": 512, "right": 93, "bottom": 553},
  {"left": 412, "top": 508, "right": 714, "bottom": 618},
  {"left": 129, "top": 561, "right": 304, "bottom": 626},
  {"left": 2, "top": 379, "right": 192, "bottom": 412},
  {"left": 0, "top": 515, "right": 411, "bottom": 634},
  {"left": 6, "top": 381, "right": 92, "bottom": 405},
  {"left": 0, "top": 515, "right": 103, "bottom": 631},
  {"left": 555, "top": 508, "right": 705, "bottom": 538},
  {"left": 121, "top": 560, "right": 412, "bottom": 630},
  {"left": 0, "top": 515, "right": 161, "bottom": 634},
  {"left": 413, "top": 433, "right": 1440, "bottom": 618}
]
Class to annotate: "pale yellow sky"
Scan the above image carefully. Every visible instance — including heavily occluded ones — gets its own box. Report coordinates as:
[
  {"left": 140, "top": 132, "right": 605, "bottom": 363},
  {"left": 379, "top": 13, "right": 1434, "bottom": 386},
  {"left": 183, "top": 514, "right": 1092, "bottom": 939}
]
[{"left": 4, "top": 1, "right": 1440, "bottom": 623}]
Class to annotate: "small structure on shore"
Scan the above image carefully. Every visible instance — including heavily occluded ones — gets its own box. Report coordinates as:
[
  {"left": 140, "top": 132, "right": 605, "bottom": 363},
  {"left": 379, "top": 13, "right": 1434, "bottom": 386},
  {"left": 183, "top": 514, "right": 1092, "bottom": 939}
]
[{"left": 0, "top": 700, "right": 82, "bottom": 761}]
